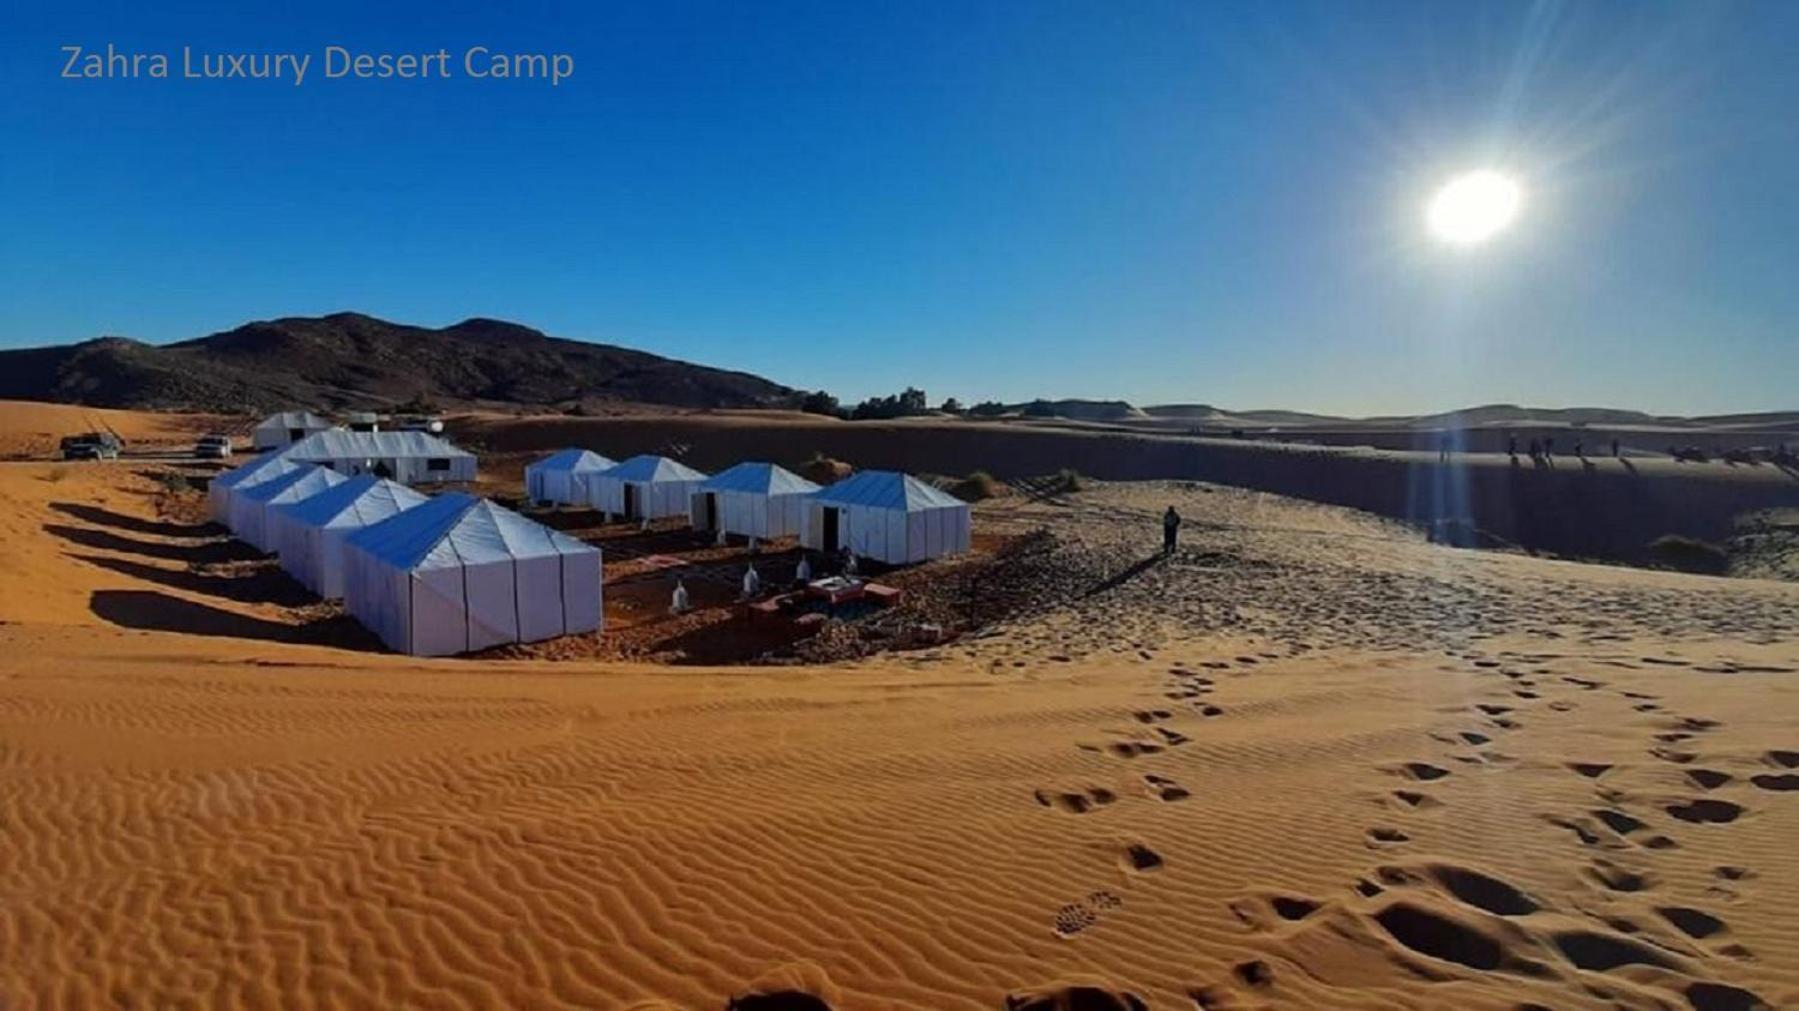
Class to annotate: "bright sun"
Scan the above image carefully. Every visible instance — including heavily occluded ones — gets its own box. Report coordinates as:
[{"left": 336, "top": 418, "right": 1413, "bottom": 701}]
[{"left": 1427, "top": 170, "right": 1523, "bottom": 245}]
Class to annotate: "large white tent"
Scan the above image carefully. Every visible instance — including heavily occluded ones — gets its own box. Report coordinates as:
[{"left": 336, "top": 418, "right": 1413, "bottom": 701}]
[
  {"left": 342, "top": 493, "right": 603, "bottom": 656},
  {"left": 252, "top": 411, "right": 334, "bottom": 451},
  {"left": 690, "top": 462, "right": 820, "bottom": 540},
  {"left": 270, "top": 475, "right": 431, "bottom": 599},
  {"left": 233, "top": 464, "right": 348, "bottom": 552},
  {"left": 802, "top": 470, "right": 971, "bottom": 564},
  {"left": 583, "top": 455, "right": 708, "bottom": 521},
  {"left": 524, "top": 448, "right": 616, "bottom": 505},
  {"left": 284, "top": 430, "right": 477, "bottom": 485},
  {"left": 210, "top": 451, "right": 305, "bottom": 526}
]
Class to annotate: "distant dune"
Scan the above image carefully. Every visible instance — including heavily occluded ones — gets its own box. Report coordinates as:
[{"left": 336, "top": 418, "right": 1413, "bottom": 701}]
[{"left": 459, "top": 411, "right": 1799, "bottom": 571}]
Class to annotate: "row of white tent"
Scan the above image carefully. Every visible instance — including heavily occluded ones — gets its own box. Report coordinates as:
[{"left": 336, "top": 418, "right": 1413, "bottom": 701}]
[
  {"left": 524, "top": 451, "right": 971, "bottom": 565},
  {"left": 209, "top": 451, "right": 600, "bottom": 657}
]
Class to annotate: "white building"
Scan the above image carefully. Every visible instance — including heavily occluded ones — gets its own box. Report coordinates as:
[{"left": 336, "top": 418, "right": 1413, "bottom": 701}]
[
  {"left": 283, "top": 429, "right": 476, "bottom": 485},
  {"left": 690, "top": 461, "right": 820, "bottom": 540},
  {"left": 524, "top": 448, "right": 616, "bottom": 505},
  {"left": 342, "top": 493, "right": 603, "bottom": 657},
  {"left": 232, "top": 464, "right": 347, "bottom": 552},
  {"left": 252, "top": 411, "right": 334, "bottom": 451},
  {"left": 583, "top": 454, "right": 708, "bottom": 521},
  {"left": 802, "top": 470, "right": 971, "bottom": 565},
  {"left": 270, "top": 475, "right": 430, "bottom": 599}
]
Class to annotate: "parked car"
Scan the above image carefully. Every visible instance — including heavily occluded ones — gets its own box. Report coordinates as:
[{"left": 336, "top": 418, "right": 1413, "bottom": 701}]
[
  {"left": 194, "top": 434, "right": 233, "bottom": 459},
  {"left": 59, "top": 433, "right": 123, "bottom": 461}
]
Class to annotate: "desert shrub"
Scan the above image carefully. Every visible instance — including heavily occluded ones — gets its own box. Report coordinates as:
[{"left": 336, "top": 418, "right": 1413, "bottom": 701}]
[
  {"left": 1052, "top": 468, "right": 1085, "bottom": 493},
  {"left": 44, "top": 465, "right": 69, "bottom": 483},
  {"left": 950, "top": 470, "right": 1006, "bottom": 502},
  {"left": 152, "top": 471, "right": 192, "bottom": 494},
  {"left": 1647, "top": 534, "right": 1728, "bottom": 575},
  {"left": 800, "top": 451, "right": 853, "bottom": 486}
]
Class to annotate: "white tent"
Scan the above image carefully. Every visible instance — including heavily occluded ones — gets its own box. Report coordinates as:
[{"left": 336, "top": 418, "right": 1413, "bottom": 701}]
[
  {"left": 524, "top": 448, "right": 616, "bottom": 505},
  {"left": 284, "top": 429, "right": 477, "bottom": 485},
  {"left": 690, "top": 462, "right": 820, "bottom": 539},
  {"left": 802, "top": 470, "right": 971, "bottom": 565},
  {"left": 252, "top": 411, "right": 334, "bottom": 451},
  {"left": 232, "top": 464, "right": 348, "bottom": 552},
  {"left": 342, "top": 493, "right": 603, "bottom": 656},
  {"left": 270, "top": 475, "right": 430, "bottom": 599},
  {"left": 210, "top": 451, "right": 305, "bottom": 527},
  {"left": 583, "top": 455, "right": 708, "bottom": 521}
]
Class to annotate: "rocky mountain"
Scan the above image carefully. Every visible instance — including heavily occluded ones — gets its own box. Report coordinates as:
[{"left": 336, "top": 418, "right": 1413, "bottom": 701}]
[{"left": 0, "top": 313, "right": 798, "bottom": 413}]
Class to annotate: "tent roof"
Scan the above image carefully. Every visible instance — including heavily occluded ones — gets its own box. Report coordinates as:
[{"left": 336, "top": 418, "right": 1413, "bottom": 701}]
[
  {"left": 700, "top": 461, "right": 820, "bottom": 496},
  {"left": 813, "top": 470, "right": 966, "bottom": 511},
  {"left": 240, "top": 463, "right": 348, "bottom": 505},
  {"left": 275, "top": 474, "right": 431, "bottom": 529},
  {"left": 255, "top": 410, "right": 332, "bottom": 431},
  {"left": 525, "top": 448, "right": 617, "bottom": 475},
  {"left": 286, "top": 429, "right": 473, "bottom": 461},
  {"left": 215, "top": 451, "right": 304, "bottom": 491},
  {"left": 598, "top": 454, "right": 708, "bottom": 483},
  {"left": 346, "top": 492, "right": 598, "bottom": 571}
]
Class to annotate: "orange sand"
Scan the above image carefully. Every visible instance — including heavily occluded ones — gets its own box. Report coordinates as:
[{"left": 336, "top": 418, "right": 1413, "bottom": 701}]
[{"left": 2, "top": 400, "right": 1796, "bottom": 1010}]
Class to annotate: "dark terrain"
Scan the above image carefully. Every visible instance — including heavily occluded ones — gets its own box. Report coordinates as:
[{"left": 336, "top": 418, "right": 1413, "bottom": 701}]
[{"left": 0, "top": 312, "right": 796, "bottom": 413}]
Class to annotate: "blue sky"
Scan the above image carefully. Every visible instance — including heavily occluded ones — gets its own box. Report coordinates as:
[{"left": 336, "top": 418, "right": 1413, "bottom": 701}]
[{"left": 2, "top": 1, "right": 1794, "bottom": 415}]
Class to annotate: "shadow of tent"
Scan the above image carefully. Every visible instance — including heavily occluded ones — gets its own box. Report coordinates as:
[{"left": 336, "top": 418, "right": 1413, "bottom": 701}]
[
  {"left": 89, "top": 590, "right": 382, "bottom": 650},
  {"left": 49, "top": 501, "right": 220, "bottom": 538},
  {"left": 71, "top": 553, "right": 314, "bottom": 607},
  {"left": 42, "top": 523, "right": 262, "bottom": 564}
]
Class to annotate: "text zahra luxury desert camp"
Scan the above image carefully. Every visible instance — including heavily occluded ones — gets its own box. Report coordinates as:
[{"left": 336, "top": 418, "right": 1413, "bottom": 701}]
[{"left": 60, "top": 45, "right": 575, "bottom": 86}]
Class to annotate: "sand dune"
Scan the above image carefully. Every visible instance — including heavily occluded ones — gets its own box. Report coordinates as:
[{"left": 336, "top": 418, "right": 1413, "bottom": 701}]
[{"left": 3, "top": 420, "right": 1798, "bottom": 1008}]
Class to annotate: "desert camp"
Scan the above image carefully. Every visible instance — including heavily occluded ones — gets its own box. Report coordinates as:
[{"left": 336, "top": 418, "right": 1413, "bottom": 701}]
[{"left": 10, "top": 3, "right": 1799, "bottom": 1008}]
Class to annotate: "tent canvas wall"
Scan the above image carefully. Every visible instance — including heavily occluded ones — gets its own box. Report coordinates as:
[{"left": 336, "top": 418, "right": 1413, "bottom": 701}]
[
  {"left": 252, "top": 411, "right": 334, "bottom": 451},
  {"left": 342, "top": 493, "right": 603, "bottom": 657},
  {"left": 525, "top": 448, "right": 616, "bottom": 505},
  {"left": 802, "top": 470, "right": 972, "bottom": 565},
  {"left": 689, "top": 462, "right": 820, "bottom": 539},
  {"left": 209, "top": 451, "right": 301, "bottom": 524},
  {"left": 583, "top": 455, "right": 708, "bottom": 521},
  {"left": 213, "top": 449, "right": 305, "bottom": 521},
  {"left": 233, "top": 464, "right": 348, "bottom": 552},
  {"left": 270, "top": 475, "right": 431, "bottom": 599},
  {"left": 284, "top": 430, "right": 477, "bottom": 485}
]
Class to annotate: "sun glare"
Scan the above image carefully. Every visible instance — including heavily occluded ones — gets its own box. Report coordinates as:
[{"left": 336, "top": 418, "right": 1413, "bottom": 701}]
[{"left": 1427, "top": 170, "right": 1523, "bottom": 246}]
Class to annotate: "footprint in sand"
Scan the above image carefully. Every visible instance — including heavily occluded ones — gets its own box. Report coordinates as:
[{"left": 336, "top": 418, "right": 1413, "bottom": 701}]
[
  {"left": 1119, "top": 842, "right": 1163, "bottom": 872},
  {"left": 1389, "top": 761, "right": 1452, "bottom": 782},
  {"left": 1750, "top": 773, "right": 1799, "bottom": 791},
  {"left": 1131, "top": 709, "right": 1173, "bottom": 724},
  {"left": 1665, "top": 798, "right": 1745, "bottom": 824},
  {"left": 1567, "top": 762, "right": 1613, "bottom": 778},
  {"left": 1052, "top": 889, "right": 1126, "bottom": 938},
  {"left": 1366, "top": 826, "right": 1410, "bottom": 846},
  {"left": 1034, "top": 786, "right": 1118, "bottom": 815},
  {"left": 1144, "top": 774, "right": 1189, "bottom": 802},
  {"left": 1586, "top": 858, "right": 1656, "bottom": 893},
  {"left": 1687, "top": 769, "right": 1733, "bottom": 790},
  {"left": 1005, "top": 984, "right": 1146, "bottom": 1011}
]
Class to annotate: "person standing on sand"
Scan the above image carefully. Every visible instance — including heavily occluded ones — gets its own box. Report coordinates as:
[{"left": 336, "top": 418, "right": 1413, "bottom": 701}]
[
  {"left": 1163, "top": 506, "right": 1182, "bottom": 556},
  {"left": 1612, "top": 438, "right": 1621, "bottom": 458}
]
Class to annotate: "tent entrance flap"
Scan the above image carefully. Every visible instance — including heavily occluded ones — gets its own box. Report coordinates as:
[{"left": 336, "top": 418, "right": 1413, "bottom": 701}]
[
  {"left": 623, "top": 484, "right": 639, "bottom": 519},
  {"left": 702, "top": 493, "right": 718, "bottom": 531},
  {"left": 822, "top": 507, "right": 840, "bottom": 553}
]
